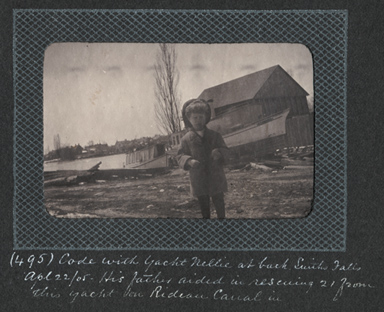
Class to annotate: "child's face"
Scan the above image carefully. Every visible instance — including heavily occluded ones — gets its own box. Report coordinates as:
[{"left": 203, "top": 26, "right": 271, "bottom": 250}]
[{"left": 188, "top": 113, "right": 206, "bottom": 131}]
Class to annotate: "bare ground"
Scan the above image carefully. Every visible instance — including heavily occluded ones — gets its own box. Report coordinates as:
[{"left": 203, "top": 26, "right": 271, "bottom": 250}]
[{"left": 45, "top": 165, "right": 313, "bottom": 219}]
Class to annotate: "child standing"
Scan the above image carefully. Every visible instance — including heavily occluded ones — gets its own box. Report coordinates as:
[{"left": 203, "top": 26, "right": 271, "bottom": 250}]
[{"left": 177, "top": 99, "right": 229, "bottom": 219}]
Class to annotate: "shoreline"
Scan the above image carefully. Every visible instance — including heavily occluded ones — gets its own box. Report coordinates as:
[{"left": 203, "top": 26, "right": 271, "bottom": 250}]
[{"left": 44, "top": 165, "right": 313, "bottom": 220}]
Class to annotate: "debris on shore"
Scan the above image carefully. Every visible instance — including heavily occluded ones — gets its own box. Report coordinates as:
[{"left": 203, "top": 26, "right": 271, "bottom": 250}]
[{"left": 44, "top": 147, "right": 314, "bottom": 219}]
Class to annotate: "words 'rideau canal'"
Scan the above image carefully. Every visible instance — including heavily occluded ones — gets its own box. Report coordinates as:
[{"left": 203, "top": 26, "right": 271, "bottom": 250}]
[{"left": 9, "top": 252, "right": 377, "bottom": 304}]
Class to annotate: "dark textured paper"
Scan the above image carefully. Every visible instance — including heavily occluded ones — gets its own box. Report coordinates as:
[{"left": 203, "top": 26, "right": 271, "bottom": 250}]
[{"left": 1, "top": 1, "right": 384, "bottom": 311}]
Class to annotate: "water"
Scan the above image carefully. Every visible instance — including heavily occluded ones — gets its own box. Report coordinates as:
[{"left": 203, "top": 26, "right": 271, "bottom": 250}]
[{"left": 44, "top": 153, "right": 128, "bottom": 171}]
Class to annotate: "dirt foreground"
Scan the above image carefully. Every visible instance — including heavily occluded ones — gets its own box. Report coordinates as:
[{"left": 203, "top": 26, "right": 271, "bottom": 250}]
[{"left": 45, "top": 165, "right": 313, "bottom": 219}]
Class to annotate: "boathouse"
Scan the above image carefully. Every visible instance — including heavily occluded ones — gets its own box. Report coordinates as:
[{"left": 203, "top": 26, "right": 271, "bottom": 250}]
[{"left": 198, "top": 65, "right": 314, "bottom": 150}]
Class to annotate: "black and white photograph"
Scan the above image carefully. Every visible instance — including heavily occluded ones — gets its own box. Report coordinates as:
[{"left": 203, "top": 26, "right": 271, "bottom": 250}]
[{"left": 43, "top": 43, "right": 314, "bottom": 219}]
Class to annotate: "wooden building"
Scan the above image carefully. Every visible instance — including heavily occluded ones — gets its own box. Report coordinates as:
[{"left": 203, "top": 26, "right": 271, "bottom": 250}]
[{"left": 198, "top": 65, "right": 314, "bottom": 151}]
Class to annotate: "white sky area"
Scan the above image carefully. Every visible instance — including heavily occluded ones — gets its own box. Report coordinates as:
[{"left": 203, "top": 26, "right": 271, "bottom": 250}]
[{"left": 44, "top": 43, "right": 313, "bottom": 152}]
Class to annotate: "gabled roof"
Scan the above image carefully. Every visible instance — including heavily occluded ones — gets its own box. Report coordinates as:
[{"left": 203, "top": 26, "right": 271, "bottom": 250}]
[{"left": 198, "top": 65, "right": 308, "bottom": 112}]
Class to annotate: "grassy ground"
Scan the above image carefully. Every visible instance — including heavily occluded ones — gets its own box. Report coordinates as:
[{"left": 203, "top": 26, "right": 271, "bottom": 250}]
[{"left": 45, "top": 165, "right": 313, "bottom": 219}]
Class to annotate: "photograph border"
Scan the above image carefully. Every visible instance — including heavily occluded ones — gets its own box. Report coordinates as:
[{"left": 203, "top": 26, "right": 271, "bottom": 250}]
[{"left": 13, "top": 9, "right": 347, "bottom": 251}]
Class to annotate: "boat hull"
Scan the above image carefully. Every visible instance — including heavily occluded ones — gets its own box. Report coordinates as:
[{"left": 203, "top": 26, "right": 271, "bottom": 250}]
[
  {"left": 127, "top": 154, "right": 168, "bottom": 169},
  {"left": 230, "top": 134, "right": 288, "bottom": 158},
  {"left": 222, "top": 109, "right": 290, "bottom": 149}
]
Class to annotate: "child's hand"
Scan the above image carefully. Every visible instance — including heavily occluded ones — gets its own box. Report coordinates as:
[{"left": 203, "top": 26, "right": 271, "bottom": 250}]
[
  {"left": 211, "top": 149, "right": 222, "bottom": 161},
  {"left": 188, "top": 159, "right": 201, "bottom": 168}
]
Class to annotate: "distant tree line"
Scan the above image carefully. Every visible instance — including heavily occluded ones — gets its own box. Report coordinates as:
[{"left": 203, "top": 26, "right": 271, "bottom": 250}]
[{"left": 45, "top": 144, "right": 83, "bottom": 161}]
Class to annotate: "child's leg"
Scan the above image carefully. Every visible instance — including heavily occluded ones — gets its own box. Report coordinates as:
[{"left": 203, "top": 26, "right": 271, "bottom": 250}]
[
  {"left": 212, "top": 192, "right": 225, "bottom": 219},
  {"left": 197, "top": 195, "right": 211, "bottom": 219}
]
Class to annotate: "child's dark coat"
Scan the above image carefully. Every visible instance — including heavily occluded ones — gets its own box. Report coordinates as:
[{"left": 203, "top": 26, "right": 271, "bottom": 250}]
[{"left": 177, "top": 128, "right": 228, "bottom": 197}]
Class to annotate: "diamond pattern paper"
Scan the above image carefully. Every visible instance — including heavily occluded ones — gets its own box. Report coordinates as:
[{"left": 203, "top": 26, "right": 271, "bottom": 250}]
[{"left": 13, "top": 9, "right": 347, "bottom": 250}]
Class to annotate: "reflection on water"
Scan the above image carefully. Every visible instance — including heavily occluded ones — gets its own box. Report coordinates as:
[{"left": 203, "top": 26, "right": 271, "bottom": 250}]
[{"left": 44, "top": 154, "right": 129, "bottom": 171}]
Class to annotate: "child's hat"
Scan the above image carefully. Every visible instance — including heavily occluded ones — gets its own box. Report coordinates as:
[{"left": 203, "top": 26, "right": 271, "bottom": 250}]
[{"left": 181, "top": 99, "right": 212, "bottom": 129}]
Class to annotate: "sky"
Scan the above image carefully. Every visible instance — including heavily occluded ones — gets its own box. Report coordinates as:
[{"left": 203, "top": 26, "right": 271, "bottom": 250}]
[{"left": 43, "top": 43, "right": 313, "bottom": 153}]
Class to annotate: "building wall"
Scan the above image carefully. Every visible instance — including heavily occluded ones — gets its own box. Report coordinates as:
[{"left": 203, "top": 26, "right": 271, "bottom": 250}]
[
  {"left": 257, "top": 96, "right": 309, "bottom": 117},
  {"left": 285, "top": 113, "right": 314, "bottom": 147}
]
